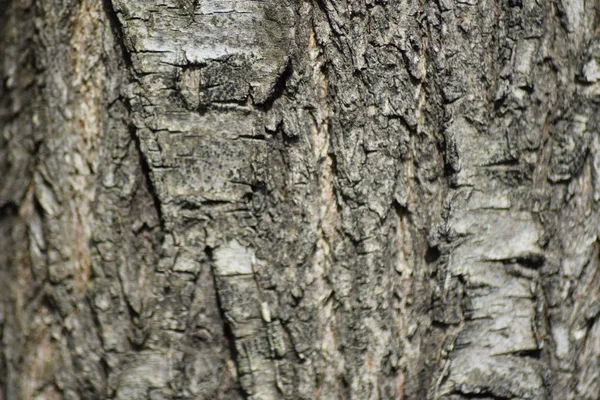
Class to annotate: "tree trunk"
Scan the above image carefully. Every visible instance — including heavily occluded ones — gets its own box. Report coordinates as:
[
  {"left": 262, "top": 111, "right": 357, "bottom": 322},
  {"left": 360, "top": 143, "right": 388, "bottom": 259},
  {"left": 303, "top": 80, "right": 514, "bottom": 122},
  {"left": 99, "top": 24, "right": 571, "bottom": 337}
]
[{"left": 1, "top": 0, "right": 599, "bottom": 399}]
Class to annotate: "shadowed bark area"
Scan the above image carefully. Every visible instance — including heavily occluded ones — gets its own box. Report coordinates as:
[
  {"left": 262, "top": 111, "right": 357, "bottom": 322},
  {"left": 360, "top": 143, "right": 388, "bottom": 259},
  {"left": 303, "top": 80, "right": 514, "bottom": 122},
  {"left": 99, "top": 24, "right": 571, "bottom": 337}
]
[{"left": 1, "top": 0, "right": 599, "bottom": 399}]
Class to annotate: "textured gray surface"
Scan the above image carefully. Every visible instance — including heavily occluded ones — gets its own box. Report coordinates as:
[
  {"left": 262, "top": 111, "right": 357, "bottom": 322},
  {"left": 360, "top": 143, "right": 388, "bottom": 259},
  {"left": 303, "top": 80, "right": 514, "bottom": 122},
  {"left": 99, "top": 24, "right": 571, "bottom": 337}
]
[{"left": 1, "top": 0, "right": 600, "bottom": 399}]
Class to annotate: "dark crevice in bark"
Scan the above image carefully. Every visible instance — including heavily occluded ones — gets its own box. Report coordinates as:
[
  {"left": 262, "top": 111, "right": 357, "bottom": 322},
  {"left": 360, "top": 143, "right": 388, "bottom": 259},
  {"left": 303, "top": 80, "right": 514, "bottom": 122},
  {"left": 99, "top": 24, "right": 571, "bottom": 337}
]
[
  {"left": 128, "top": 122, "right": 165, "bottom": 234},
  {"left": 102, "top": 0, "right": 134, "bottom": 70},
  {"left": 431, "top": 320, "right": 460, "bottom": 330},
  {"left": 311, "top": 0, "right": 342, "bottom": 43},
  {"left": 425, "top": 245, "right": 441, "bottom": 264},
  {"left": 98, "top": 358, "right": 111, "bottom": 398},
  {"left": 0, "top": 201, "right": 18, "bottom": 220},
  {"left": 387, "top": 114, "right": 418, "bottom": 135},
  {"left": 178, "top": 198, "right": 245, "bottom": 213},
  {"left": 236, "top": 134, "right": 268, "bottom": 141},
  {"left": 125, "top": 298, "right": 146, "bottom": 351},
  {"left": 490, "top": 253, "right": 545, "bottom": 270},
  {"left": 253, "top": 57, "right": 293, "bottom": 111},
  {"left": 391, "top": 198, "right": 410, "bottom": 217},
  {"left": 450, "top": 392, "right": 515, "bottom": 400},
  {"left": 339, "top": 375, "right": 352, "bottom": 400},
  {"left": 43, "top": 287, "right": 69, "bottom": 319},
  {"left": 516, "top": 253, "right": 545, "bottom": 269},
  {"left": 508, "top": 348, "right": 543, "bottom": 359},
  {"left": 86, "top": 294, "right": 110, "bottom": 360},
  {"left": 482, "top": 158, "right": 521, "bottom": 168},
  {"left": 0, "top": 0, "right": 10, "bottom": 20}
]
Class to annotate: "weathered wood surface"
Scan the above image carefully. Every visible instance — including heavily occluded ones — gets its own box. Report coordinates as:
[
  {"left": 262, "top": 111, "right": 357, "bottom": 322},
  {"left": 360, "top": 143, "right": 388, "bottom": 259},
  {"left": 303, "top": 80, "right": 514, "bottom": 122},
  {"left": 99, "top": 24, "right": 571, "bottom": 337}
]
[{"left": 1, "top": 0, "right": 599, "bottom": 399}]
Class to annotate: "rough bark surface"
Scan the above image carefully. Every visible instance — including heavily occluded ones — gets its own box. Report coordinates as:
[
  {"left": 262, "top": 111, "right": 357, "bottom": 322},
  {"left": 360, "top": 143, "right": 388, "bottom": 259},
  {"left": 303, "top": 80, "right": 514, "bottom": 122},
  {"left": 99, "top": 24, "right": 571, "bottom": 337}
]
[{"left": 1, "top": 0, "right": 600, "bottom": 399}]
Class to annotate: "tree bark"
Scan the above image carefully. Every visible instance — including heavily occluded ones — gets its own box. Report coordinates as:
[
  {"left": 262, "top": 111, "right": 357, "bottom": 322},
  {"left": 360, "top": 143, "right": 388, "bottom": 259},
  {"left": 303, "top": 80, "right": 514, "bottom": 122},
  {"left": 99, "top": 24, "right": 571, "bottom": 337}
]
[{"left": 1, "top": 0, "right": 600, "bottom": 399}]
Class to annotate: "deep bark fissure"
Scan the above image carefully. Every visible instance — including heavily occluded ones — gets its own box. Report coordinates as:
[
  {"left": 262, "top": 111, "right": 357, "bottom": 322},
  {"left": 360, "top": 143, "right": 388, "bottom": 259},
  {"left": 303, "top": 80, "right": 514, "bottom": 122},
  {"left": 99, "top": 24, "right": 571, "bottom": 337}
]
[{"left": 128, "top": 119, "right": 165, "bottom": 234}]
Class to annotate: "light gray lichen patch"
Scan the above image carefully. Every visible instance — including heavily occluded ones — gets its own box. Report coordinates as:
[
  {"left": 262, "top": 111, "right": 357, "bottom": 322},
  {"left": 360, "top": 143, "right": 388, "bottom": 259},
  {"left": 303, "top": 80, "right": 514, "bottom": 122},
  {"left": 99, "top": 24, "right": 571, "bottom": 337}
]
[{"left": 213, "top": 239, "right": 255, "bottom": 276}]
